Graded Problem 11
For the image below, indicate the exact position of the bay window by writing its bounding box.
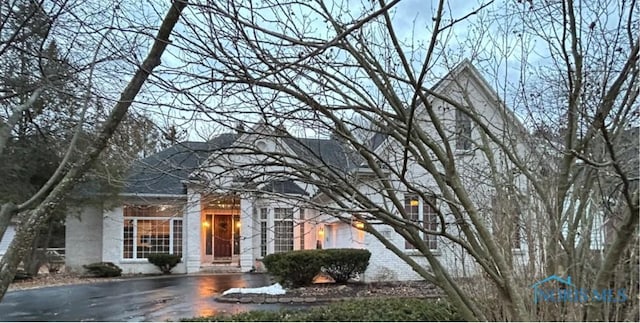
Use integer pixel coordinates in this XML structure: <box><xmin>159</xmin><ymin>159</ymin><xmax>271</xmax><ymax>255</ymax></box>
<box><xmin>123</xmin><ymin>204</ymin><xmax>183</xmax><ymax>259</ymax></box>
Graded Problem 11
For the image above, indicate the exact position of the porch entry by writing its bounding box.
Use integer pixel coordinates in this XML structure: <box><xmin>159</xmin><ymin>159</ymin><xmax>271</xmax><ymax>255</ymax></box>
<box><xmin>203</xmin><ymin>214</ymin><xmax>240</xmax><ymax>258</ymax></box>
<box><xmin>201</xmin><ymin>195</ymin><xmax>241</xmax><ymax>264</ymax></box>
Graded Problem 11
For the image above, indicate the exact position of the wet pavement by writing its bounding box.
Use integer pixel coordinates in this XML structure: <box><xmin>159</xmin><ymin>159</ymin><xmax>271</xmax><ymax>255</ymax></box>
<box><xmin>0</xmin><ymin>274</ymin><xmax>312</xmax><ymax>321</ymax></box>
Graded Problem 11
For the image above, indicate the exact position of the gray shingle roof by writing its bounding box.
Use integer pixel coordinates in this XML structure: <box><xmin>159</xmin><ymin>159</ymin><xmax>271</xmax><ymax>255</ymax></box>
<box><xmin>122</xmin><ymin>133</ymin><xmax>359</xmax><ymax>196</ymax></box>
<box><xmin>123</xmin><ymin>134</ymin><xmax>238</xmax><ymax>195</ymax></box>
<box><xmin>261</xmin><ymin>180</ymin><xmax>308</xmax><ymax>195</ymax></box>
<box><xmin>284</xmin><ymin>137</ymin><xmax>363</xmax><ymax>172</ymax></box>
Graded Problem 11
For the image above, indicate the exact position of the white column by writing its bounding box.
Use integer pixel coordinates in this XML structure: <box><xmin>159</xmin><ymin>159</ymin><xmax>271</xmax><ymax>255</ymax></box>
<box><xmin>185</xmin><ymin>189</ymin><xmax>202</xmax><ymax>273</ymax></box>
<box><xmin>102</xmin><ymin>206</ymin><xmax>122</xmax><ymax>264</ymax></box>
<box><xmin>239</xmin><ymin>194</ymin><xmax>254</xmax><ymax>272</ymax></box>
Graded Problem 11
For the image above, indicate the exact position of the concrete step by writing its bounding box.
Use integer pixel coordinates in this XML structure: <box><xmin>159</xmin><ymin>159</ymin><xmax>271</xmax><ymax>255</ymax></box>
<box><xmin>199</xmin><ymin>265</ymin><xmax>242</xmax><ymax>273</ymax></box>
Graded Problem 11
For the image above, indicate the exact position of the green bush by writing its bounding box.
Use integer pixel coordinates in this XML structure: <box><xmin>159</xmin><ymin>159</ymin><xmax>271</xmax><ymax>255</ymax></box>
<box><xmin>83</xmin><ymin>262</ymin><xmax>122</xmax><ymax>277</ymax></box>
<box><xmin>262</xmin><ymin>249</ymin><xmax>329</xmax><ymax>287</ymax></box>
<box><xmin>182</xmin><ymin>298</ymin><xmax>463</xmax><ymax>322</ymax></box>
<box><xmin>147</xmin><ymin>253</ymin><xmax>181</xmax><ymax>274</ymax></box>
<box><xmin>322</xmin><ymin>248</ymin><xmax>371</xmax><ymax>283</ymax></box>
<box><xmin>12</xmin><ymin>270</ymin><xmax>33</xmax><ymax>282</ymax></box>
<box><xmin>262</xmin><ymin>248</ymin><xmax>371</xmax><ymax>287</ymax></box>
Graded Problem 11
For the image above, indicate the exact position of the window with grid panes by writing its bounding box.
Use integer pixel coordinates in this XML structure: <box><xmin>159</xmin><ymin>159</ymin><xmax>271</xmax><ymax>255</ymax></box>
<box><xmin>274</xmin><ymin>208</ymin><xmax>294</xmax><ymax>253</ymax></box>
<box><xmin>260</xmin><ymin>208</ymin><xmax>268</xmax><ymax>257</ymax></box>
<box><xmin>403</xmin><ymin>194</ymin><xmax>438</xmax><ymax>250</ymax></box>
<box><xmin>122</xmin><ymin>205</ymin><xmax>183</xmax><ymax>259</ymax></box>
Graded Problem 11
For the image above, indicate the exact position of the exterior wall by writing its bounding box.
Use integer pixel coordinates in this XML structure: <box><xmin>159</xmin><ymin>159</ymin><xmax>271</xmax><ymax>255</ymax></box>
<box><xmin>302</xmin><ymin>209</ymin><xmax>320</xmax><ymax>250</ymax></box>
<box><xmin>65</xmin><ymin>205</ymin><xmax>103</xmax><ymax>272</ymax></box>
<box><xmin>0</xmin><ymin>224</ymin><xmax>16</xmax><ymax>260</ymax></box>
<box><xmin>361</xmin><ymin>226</ymin><xmax>430</xmax><ymax>282</ymax></box>
<box><xmin>357</xmin><ymin>223</ymin><xmax>484</xmax><ymax>282</ymax></box>
<box><xmin>185</xmin><ymin>190</ymin><xmax>201</xmax><ymax>273</ymax></box>
<box><xmin>348</xmin><ymin>68</ymin><xmax>533</xmax><ymax>281</ymax></box>
<box><xmin>325</xmin><ymin>222</ymin><xmax>363</xmax><ymax>249</ymax></box>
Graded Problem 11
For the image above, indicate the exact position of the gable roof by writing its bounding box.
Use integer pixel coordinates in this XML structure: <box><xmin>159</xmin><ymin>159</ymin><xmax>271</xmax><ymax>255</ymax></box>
<box><xmin>123</xmin><ymin>134</ymin><xmax>238</xmax><ymax>195</ymax></box>
<box><xmin>261</xmin><ymin>180</ymin><xmax>309</xmax><ymax>196</ymax></box>
<box><xmin>368</xmin><ymin>59</ymin><xmax>527</xmax><ymax>153</ymax></box>
<box><xmin>283</xmin><ymin>137</ymin><xmax>363</xmax><ymax>172</ymax></box>
<box><xmin>121</xmin><ymin>132</ymin><xmax>360</xmax><ymax>196</ymax></box>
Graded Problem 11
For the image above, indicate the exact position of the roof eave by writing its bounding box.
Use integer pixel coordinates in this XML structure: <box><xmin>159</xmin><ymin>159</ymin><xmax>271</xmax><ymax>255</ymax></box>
<box><xmin>119</xmin><ymin>193</ymin><xmax>188</xmax><ymax>198</ymax></box>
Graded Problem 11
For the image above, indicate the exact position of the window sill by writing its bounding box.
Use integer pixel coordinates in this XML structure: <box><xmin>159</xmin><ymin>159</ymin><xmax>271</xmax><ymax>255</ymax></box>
<box><xmin>404</xmin><ymin>250</ymin><xmax>441</xmax><ymax>257</ymax></box>
<box><xmin>120</xmin><ymin>259</ymin><xmax>151</xmax><ymax>263</ymax></box>
<box><xmin>513</xmin><ymin>249</ymin><xmax>525</xmax><ymax>256</ymax></box>
<box><xmin>455</xmin><ymin>149</ymin><xmax>474</xmax><ymax>156</ymax></box>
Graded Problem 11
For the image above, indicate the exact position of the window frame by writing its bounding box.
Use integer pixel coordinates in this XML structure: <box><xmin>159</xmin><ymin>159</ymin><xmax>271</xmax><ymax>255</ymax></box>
<box><xmin>122</xmin><ymin>204</ymin><xmax>183</xmax><ymax>260</ymax></box>
<box><xmin>260</xmin><ymin>208</ymin><xmax>268</xmax><ymax>257</ymax></box>
<box><xmin>455</xmin><ymin>108</ymin><xmax>473</xmax><ymax>151</ymax></box>
<box><xmin>403</xmin><ymin>193</ymin><xmax>439</xmax><ymax>251</ymax></box>
<box><xmin>257</xmin><ymin>206</ymin><xmax>302</xmax><ymax>258</ymax></box>
<box><xmin>273</xmin><ymin>208</ymin><xmax>294</xmax><ymax>253</ymax></box>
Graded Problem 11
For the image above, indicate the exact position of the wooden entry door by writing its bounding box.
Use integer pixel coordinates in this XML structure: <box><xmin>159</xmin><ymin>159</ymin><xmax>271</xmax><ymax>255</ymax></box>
<box><xmin>213</xmin><ymin>215</ymin><xmax>232</xmax><ymax>258</ymax></box>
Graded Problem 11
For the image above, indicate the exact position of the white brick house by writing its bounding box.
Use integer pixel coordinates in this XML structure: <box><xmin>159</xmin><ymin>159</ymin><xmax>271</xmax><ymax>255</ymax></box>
<box><xmin>66</xmin><ymin>60</ymin><xmax>531</xmax><ymax>281</ymax></box>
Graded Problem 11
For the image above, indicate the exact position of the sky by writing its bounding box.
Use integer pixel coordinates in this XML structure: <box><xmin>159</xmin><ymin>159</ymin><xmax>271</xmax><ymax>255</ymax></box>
<box><xmin>139</xmin><ymin>0</ymin><xmax>511</xmax><ymax>141</ymax></box>
<box><xmin>118</xmin><ymin>0</ymin><xmax>636</xmax><ymax>142</ymax></box>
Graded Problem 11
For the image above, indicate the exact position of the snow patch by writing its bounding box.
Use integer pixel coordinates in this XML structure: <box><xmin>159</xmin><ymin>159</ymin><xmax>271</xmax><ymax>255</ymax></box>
<box><xmin>222</xmin><ymin>283</ymin><xmax>286</xmax><ymax>296</ymax></box>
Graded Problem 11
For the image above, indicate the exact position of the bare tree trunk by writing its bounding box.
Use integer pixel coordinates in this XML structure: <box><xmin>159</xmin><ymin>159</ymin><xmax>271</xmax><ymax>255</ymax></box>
<box><xmin>24</xmin><ymin>230</ymin><xmax>42</xmax><ymax>276</ymax></box>
<box><xmin>586</xmin><ymin>191</ymin><xmax>640</xmax><ymax>321</ymax></box>
<box><xmin>0</xmin><ymin>88</ymin><xmax>45</xmax><ymax>157</ymax></box>
<box><xmin>0</xmin><ymin>0</ymin><xmax>187</xmax><ymax>301</ymax></box>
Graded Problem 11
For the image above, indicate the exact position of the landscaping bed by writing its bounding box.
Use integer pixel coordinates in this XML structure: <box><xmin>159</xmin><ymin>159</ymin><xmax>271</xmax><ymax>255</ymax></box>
<box><xmin>185</xmin><ymin>298</ymin><xmax>463</xmax><ymax>322</ymax></box>
<box><xmin>217</xmin><ymin>280</ymin><xmax>443</xmax><ymax>303</ymax></box>
<box><xmin>9</xmin><ymin>272</ymin><xmax>119</xmax><ymax>291</ymax></box>
<box><xmin>8</xmin><ymin>271</ymin><xmax>163</xmax><ymax>292</ymax></box>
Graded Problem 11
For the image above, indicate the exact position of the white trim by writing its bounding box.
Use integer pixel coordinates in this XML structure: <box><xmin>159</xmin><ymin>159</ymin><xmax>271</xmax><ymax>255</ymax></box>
<box><xmin>405</xmin><ymin>250</ymin><xmax>442</xmax><ymax>257</ymax></box>
<box><xmin>122</xmin><ymin>217</ymin><xmax>183</xmax><ymax>260</ymax></box>
<box><xmin>123</xmin><ymin>216</ymin><xmax>182</xmax><ymax>221</ymax></box>
<box><xmin>120</xmin><ymin>259</ymin><xmax>149</xmax><ymax>263</ymax></box>
<box><xmin>169</xmin><ymin>219</ymin><xmax>174</xmax><ymax>254</ymax></box>
<box><xmin>352</xmin><ymin>167</ymin><xmax>391</xmax><ymax>175</ymax></box>
<box><xmin>119</xmin><ymin>193</ymin><xmax>188</xmax><ymax>198</ymax></box>
<box><xmin>132</xmin><ymin>220</ymin><xmax>138</xmax><ymax>258</ymax></box>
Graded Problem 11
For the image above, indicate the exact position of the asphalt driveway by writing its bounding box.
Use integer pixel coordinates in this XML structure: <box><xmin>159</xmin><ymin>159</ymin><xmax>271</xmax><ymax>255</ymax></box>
<box><xmin>0</xmin><ymin>273</ymin><xmax>308</xmax><ymax>321</ymax></box>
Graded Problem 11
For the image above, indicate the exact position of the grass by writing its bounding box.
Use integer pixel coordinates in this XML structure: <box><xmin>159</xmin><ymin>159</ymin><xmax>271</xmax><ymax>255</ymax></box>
<box><xmin>182</xmin><ymin>298</ymin><xmax>463</xmax><ymax>322</ymax></box>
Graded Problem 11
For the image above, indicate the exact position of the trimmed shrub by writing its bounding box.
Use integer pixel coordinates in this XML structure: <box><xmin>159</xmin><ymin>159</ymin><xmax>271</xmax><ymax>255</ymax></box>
<box><xmin>13</xmin><ymin>270</ymin><xmax>33</xmax><ymax>282</ymax></box>
<box><xmin>83</xmin><ymin>262</ymin><xmax>122</xmax><ymax>277</ymax></box>
<box><xmin>262</xmin><ymin>249</ymin><xmax>329</xmax><ymax>287</ymax></box>
<box><xmin>147</xmin><ymin>253</ymin><xmax>181</xmax><ymax>274</ymax></box>
<box><xmin>182</xmin><ymin>298</ymin><xmax>464</xmax><ymax>322</ymax></box>
<box><xmin>322</xmin><ymin>248</ymin><xmax>371</xmax><ymax>283</ymax></box>
<box><xmin>262</xmin><ymin>248</ymin><xmax>372</xmax><ymax>287</ymax></box>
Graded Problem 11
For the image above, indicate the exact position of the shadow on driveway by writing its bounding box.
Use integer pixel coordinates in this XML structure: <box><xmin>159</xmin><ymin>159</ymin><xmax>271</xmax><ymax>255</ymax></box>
<box><xmin>0</xmin><ymin>274</ymin><xmax>311</xmax><ymax>321</ymax></box>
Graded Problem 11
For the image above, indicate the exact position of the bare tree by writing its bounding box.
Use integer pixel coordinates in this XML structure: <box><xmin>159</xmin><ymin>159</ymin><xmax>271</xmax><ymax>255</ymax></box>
<box><xmin>0</xmin><ymin>0</ymin><xmax>187</xmax><ymax>300</ymax></box>
<box><xmin>144</xmin><ymin>0</ymin><xmax>638</xmax><ymax>321</ymax></box>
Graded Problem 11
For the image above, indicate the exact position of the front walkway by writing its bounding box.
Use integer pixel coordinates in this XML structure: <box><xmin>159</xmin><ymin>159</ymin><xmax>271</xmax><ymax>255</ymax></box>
<box><xmin>0</xmin><ymin>274</ymin><xmax>311</xmax><ymax>321</ymax></box>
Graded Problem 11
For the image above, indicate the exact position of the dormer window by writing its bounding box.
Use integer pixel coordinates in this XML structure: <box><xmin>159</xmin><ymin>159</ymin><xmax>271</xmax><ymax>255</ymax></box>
<box><xmin>456</xmin><ymin>109</ymin><xmax>472</xmax><ymax>150</ymax></box>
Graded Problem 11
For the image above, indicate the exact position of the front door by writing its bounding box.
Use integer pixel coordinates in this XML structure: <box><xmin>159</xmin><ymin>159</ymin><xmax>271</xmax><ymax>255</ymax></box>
<box><xmin>213</xmin><ymin>215</ymin><xmax>232</xmax><ymax>258</ymax></box>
